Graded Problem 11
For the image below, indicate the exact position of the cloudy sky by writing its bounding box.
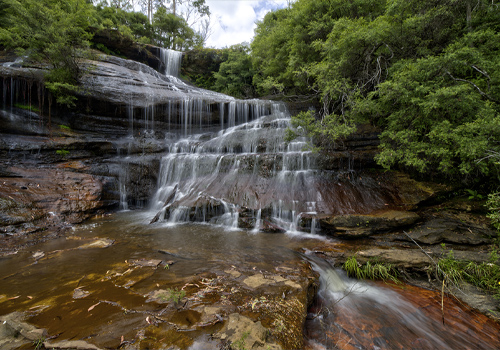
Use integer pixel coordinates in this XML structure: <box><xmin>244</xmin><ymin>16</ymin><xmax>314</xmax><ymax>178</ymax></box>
<box><xmin>204</xmin><ymin>0</ymin><xmax>290</xmax><ymax>48</ymax></box>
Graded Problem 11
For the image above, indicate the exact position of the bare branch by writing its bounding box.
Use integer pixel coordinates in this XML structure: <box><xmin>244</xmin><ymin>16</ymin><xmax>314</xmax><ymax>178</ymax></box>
<box><xmin>445</xmin><ymin>70</ymin><xmax>498</xmax><ymax>103</ymax></box>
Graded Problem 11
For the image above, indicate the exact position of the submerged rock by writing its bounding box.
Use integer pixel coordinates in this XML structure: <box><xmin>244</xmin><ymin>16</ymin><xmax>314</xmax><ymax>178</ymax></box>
<box><xmin>43</xmin><ymin>340</ymin><xmax>103</xmax><ymax>350</ymax></box>
<box><xmin>0</xmin><ymin>312</ymin><xmax>47</xmax><ymax>350</ymax></box>
<box><xmin>217</xmin><ymin>313</ymin><xmax>281</xmax><ymax>350</ymax></box>
<box><xmin>78</xmin><ymin>238</ymin><xmax>114</xmax><ymax>249</ymax></box>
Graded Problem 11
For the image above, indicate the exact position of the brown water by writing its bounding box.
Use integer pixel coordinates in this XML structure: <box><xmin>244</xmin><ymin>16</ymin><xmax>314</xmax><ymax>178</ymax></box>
<box><xmin>1</xmin><ymin>211</ymin><xmax>499</xmax><ymax>349</ymax></box>
<box><xmin>0</xmin><ymin>211</ymin><xmax>320</xmax><ymax>349</ymax></box>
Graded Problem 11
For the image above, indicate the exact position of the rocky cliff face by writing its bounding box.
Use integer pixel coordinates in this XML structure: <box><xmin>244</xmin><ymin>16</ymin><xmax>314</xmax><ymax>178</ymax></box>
<box><xmin>1</xmin><ymin>49</ymin><xmax>496</xmax><ymax>258</ymax></box>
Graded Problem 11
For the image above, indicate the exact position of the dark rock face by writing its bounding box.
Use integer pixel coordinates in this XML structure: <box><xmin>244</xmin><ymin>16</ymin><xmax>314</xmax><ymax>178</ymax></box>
<box><xmin>317</xmin><ymin>210</ymin><xmax>421</xmax><ymax>237</ymax></box>
<box><xmin>407</xmin><ymin>218</ymin><xmax>495</xmax><ymax>245</ymax></box>
<box><xmin>91</xmin><ymin>28</ymin><xmax>163</xmax><ymax>72</ymax></box>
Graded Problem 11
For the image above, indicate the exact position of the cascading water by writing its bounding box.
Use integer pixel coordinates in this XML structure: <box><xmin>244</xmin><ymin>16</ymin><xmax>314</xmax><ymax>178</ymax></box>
<box><xmin>159</xmin><ymin>48</ymin><xmax>182</xmax><ymax>77</ymax></box>
<box><xmin>148</xmin><ymin>104</ymin><xmax>326</xmax><ymax>231</ymax></box>
<box><xmin>305</xmin><ymin>255</ymin><xmax>500</xmax><ymax>349</ymax></box>
<box><xmin>140</xmin><ymin>50</ymin><xmax>409</xmax><ymax>232</ymax></box>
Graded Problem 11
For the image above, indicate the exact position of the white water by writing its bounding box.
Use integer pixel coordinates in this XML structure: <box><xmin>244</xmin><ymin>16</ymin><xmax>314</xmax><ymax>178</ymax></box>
<box><xmin>148</xmin><ymin>104</ymin><xmax>323</xmax><ymax>232</ymax></box>
<box><xmin>159</xmin><ymin>48</ymin><xmax>182</xmax><ymax>77</ymax></box>
<box><xmin>306</xmin><ymin>256</ymin><xmax>499</xmax><ymax>349</ymax></box>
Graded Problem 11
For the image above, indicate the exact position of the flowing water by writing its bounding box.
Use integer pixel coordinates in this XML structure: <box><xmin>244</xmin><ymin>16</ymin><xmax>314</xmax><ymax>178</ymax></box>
<box><xmin>305</xmin><ymin>256</ymin><xmax>500</xmax><ymax>349</ymax></box>
<box><xmin>0</xmin><ymin>214</ymin><xmax>499</xmax><ymax>349</ymax></box>
<box><xmin>1</xmin><ymin>50</ymin><xmax>500</xmax><ymax>349</ymax></box>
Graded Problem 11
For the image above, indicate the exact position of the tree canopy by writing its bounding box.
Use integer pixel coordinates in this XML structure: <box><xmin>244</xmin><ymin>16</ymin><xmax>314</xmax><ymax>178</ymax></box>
<box><xmin>0</xmin><ymin>0</ymin><xmax>95</xmax><ymax>106</ymax></box>
<box><xmin>249</xmin><ymin>0</ymin><xmax>500</xmax><ymax>186</ymax></box>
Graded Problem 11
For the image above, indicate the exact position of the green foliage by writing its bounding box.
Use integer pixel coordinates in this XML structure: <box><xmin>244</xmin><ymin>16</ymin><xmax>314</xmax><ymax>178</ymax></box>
<box><xmin>487</xmin><ymin>192</ymin><xmax>500</xmax><ymax>232</ymax></box>
<box><xmin>56</xmin><ymin>149</ymin><xmax>70</xmax><ymax>156</ymax></box>
<box><xmin>33</xmin><ymin>336</ymin><xmax>46</xmax><ymax>350</ymax></box>
<box><xmin>165</xmin><ymin>288</ymin><xmax>185</xmax><ymax>303</ymax></box>
<box><xmin>343</xmin><ymin>255</ymin><xmax>399</xmax><ymax>283</ymax></box>
<box><xmin>370</xmin><ymin>29</ymin><xmax>500</xmax><ymax>178</ymax></box>
<box><xmin>466</xmin><ymin>189</ymin><xmax>484</xmax><ymax>201</ymax></box>
<box><xmin>232</xmin><ymin>331</ymin><xmax>250</xmax><ymax>350</ymax></box>
<box><xmin>13</xmin><ymin>103</ymin><xmax>39</xmax><ymax>112</ymax></box>
<box><xmin>438</xmin><ymin>247</ymin><xmax>500</xmax><ymax>299</ymax></box>
<box><xmin>0</xmin><ymin>0</ymin><xmax>95</xmax><ymax>106</ymax></box>
<box><xmin>59</xmin><ymin>124</ymin><xmax>71</xmax><ymax>131</ymax></box>
<box><xmin>153</xmin><ymin>6</ymin><xmax>196</xmax><ymax>50</ymax></box>
<box><xmin>93</xmin><ymin>2</ymin><xmax>203</xmax><ymax>50</ymax></box>
<box><xmin>213</xmin><ymin>44</ymin><xmax>255</xmax><ymax>99</ymax></box>
<box><xmin>254</xmin><ymin>0</ymin><xmax>500</xmax><ymax>184</ymax></box>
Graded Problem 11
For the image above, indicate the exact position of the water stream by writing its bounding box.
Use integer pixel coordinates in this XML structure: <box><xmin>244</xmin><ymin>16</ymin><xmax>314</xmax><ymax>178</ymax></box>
<box><xmin>0</xmin><ymin>213</ymin><xmax>498</xmax><ymax>349</ymax></box>
<box><xmin>305</xmin><ymin>255</ymin><xmax>500</xmax><ymax>349</ymax></box>
<box><xmin>1</xmin><ymin>50</ymin><xmax>500</xmax><ymax>349</ymax></box>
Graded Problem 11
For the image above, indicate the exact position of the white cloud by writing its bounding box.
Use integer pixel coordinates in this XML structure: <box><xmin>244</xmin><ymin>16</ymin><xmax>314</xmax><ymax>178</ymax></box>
<box><xmin>204</xmin><ymin>0</ymin><xmax>289</xmax><ymax>48</ymax></box>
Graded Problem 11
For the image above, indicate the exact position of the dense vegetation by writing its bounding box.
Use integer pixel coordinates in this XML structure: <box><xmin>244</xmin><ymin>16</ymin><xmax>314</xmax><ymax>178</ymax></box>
<box><xmin>1</xmin><ymin>0</ymin><xmax>499</xmax><ymax>214</ymax></box>
<box><xmin>247</xmin><ymin>0</ymin><xmax>500</xmax><ymax>192</ymax></box>
<box><xmin>0</xmin><ymin>0</ymin><xmax>209</xmax><ymax>104</ymax></box>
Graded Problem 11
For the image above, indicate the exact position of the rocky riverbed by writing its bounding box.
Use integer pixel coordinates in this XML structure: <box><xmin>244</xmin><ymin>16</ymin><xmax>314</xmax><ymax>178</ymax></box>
<box><xmin>1</xmin><ymin>47</ymin><xmax>499</xmax><ymax>349</ymax></box>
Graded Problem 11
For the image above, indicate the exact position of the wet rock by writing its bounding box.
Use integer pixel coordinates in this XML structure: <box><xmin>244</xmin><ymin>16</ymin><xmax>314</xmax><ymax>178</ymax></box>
<box><xmin>130</xmin><ymin>258</ymin><xmax>162</xmax><ymax>268</ymax></box>
<box><xmin>260</xmin><ymin>220</ymin><xmax>286</xmax><ymax>233</ymax></box>
<box><xmin>218</xmin><ymin>313</ymin><xmax>281</xmax><ymax>350</ymax></box>
<box><xmin>319</xmin><ymin>210</ymin><xmax>421</xmax><ymax>237</ymax></box>
<box><xmin>32</xmin><ymin>250</ymin><xmax>45</xmax><ymax>260</ymax></box>
<box><xmin>238</xmin><ymin>216</ymin><xmax>256</xmax><ymax>229</ymax></box>
<box><xmin>78</xmin><ymin>238</ymin><xmax>114</xmax><ymax>249</ymax></box>
<box><xmin>43</xmin><ymin>340</ymin><xmax>103</xmax><ymax>350</ymax></box>
<box><xmin>243</xmin><ymin>274</ymin><xmax>273</xmax><ymax>289</ymax></box>
<box><xmin>389</xmin><ymin>172</ymin><xmax>449</xmax><ymax>209</ymax></box>
<box><xmin>242</xmin><ymin>273</ymin><xmax>302</xmax><ymax>290</ymax></box>
<box><xmin>448</xmin><ymin>282</ymin><xmax>500</xmax><ymax>321</ymax></box>
<box><xmin>0</xmin><ymin>165</ymin><xmax>115</xmax><ymax>234</ymax></box>
<box><xmin>146</xmin><ymin>289</ymin><xmax>171</xmax><ymax>303</ymax></box>
<box><xmin>405</xmin><ymin>218</ymin><xmax>494</xmax><ymax>245</ymax></box>
<box><xmin>0</xmin><ymin>312</ymin><xmax>47</xmax><ymax>350</ymax></box>
<box><xmin>72</xmin><ymin>288</ymin><xmax>90</xmax><ymax>299</ymax></box>
<box><xmin>225</xmin><ymin>269</ymin><xmax>241</xmax><ymax>278</ymax></box>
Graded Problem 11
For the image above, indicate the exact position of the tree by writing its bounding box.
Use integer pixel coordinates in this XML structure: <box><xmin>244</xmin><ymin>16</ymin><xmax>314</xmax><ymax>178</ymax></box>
<box><xmin>213</xmin><ymin>44</ymin><xmax>255</xmax><ymax>98</ymax></box>
<box><xmin>153</xmin><ymin>6</ymin><xmax>194</xmax><ymax>50</ymax></box>
<box><xmin>369</xmin><ymin>29</ymin><xmax>500</xmax><ymax>179</ymax></box>
<box><xmin>0</xmin><ymin>0</ymin><xmax>95</xmax><ymax>106</ymax></box>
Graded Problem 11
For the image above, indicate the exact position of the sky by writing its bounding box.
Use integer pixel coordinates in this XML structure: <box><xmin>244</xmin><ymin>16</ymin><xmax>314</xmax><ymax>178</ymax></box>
<box><xmin>204</xmin><ymin>0</ymin><xmax>290</xmax><ymax>48</ymax></box>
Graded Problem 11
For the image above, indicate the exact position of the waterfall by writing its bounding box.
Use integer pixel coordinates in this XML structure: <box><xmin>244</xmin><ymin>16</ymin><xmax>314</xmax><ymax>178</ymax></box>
<box><xmin>149</xmin><ymin>101</ymin><xmax>323</xmax><ymax>232</ymax></box>
<box><xmin>159</xmin><ymin>48</ymin><xmax>182</xmax><ymax>77</ymax></box>
<box><xmin>1</xmin><ymin>50</ymin><xmax>400</xmax><ymax>232</ymax></box>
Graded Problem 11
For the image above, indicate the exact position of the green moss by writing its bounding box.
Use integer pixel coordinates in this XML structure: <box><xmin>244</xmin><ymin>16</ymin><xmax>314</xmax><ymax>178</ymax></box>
<box><xmin>56</xmin><ymin>149</ymin><xmax>70</xmax><ymax>156</ymax></box>
<box><xmin>59</xmin><ymin>124</ymin><xmax>72</xmax><ymax>131</ymax></box>
<box><xmin>14</xmin><ymin>103</ymin><xmax>40</xmax><ymax>112</ymax></box>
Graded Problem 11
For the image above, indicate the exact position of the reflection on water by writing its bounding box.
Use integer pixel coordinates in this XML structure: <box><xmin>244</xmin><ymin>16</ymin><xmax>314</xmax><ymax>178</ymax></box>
<box><xmin>0</xmin><ymin>211</ymin><xmax>499</xmax><ymax>349</ymax></box>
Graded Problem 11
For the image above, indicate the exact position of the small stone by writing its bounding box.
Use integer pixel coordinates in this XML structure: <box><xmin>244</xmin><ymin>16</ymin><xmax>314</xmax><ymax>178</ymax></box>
<box><xmin>225</xmin><ymin>269</ymin><xmax>241</xmax><ymax>278</ymax></box>
<box><xmin>32</xmin><ymin>251</ymin><xmax>45</xmax><ymax>260</ymax></box>
<box><xmin>72</xmin><ymin>288</ymin><xmax>90</xmax><ymax>299</ymax></box>
<box><xmin>78</xmin><ymin>238</ymin><xmax>114</xmax><ymax>249</ymax></box>
<box><xmin>130</xmin><ymin>259</ymin><xmax>162</xmax><ymax>268</ymax></box>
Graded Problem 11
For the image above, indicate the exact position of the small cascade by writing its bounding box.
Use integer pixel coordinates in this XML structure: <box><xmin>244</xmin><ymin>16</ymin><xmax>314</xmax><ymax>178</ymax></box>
<box><xmin>159</xmin><ymin>48</ymin><xmax>182</xmax><ymax>77</ymax></box>
<box><xmin>252</xmin><ymin>209</ymin><xmax>262</xmax><ymax>233</ymax></box>
<box><xmin>305</xmin><ymin>255</ymin><xmax>500</xmax><ymax>349</ymax></box>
